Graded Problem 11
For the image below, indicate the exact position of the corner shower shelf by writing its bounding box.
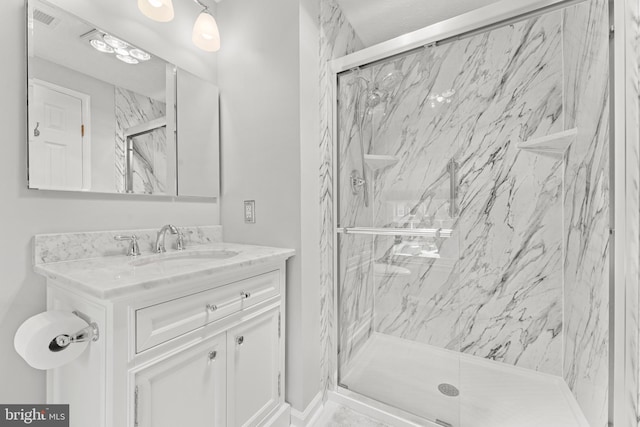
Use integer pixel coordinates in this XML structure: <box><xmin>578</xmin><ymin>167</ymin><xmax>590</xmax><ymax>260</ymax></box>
<box><xmin>394</xmin><ymin>251</ymin><xmax>441</xmax><ymax>259</ymax></box>
<box><xmin>374</xmin><ymin>263</ymin><xmax>412</xmax><ymax>277</ymax></box>
<box><xmin>516</xmin><ymin>128</ymin><xmax>577</xmax><ymax>159</ymax></box>
<box><xmin>364</xmin><ymin>154</ymin><xmax>400</xmax><ymax>171</ymax></box>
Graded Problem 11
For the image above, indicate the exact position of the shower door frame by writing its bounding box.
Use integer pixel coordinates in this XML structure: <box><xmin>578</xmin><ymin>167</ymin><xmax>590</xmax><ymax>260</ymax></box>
<box><xmin>328</xmin><ymin>0</ymin><xmax>626</xmax><ymax>425</ymax></box>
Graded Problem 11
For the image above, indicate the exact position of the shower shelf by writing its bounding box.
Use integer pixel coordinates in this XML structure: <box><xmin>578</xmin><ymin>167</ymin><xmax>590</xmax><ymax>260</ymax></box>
<box><xmin>516</xmin><ymin>128</ymin><xmax>577</xmax><ymax>158</ymax></box>
<box><xmin>364</xmin><ymin>154</ymin><xmax>400</xmax><ymax>171</ymax></box>
<box><xmin>394</xmin><ymin>252</ymin><xmax>441</xmax><ymax>259</ymax></box>
<box><xmin>337</xmin><ymin>227</ymin><xmax>452</xmax><ymax>238</ymax></box>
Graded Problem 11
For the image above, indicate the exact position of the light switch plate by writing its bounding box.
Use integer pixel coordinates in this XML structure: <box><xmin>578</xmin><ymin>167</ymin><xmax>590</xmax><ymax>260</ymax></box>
<box><xmin>244</xmin><ymin>200</ymin><xmax>255</xmax><ymax>223</ymax></box>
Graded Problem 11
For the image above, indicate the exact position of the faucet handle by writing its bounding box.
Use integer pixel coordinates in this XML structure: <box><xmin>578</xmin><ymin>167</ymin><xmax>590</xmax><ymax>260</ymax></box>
<box><xmin>176</xmin><ymin>231</ymin><xmax>185</xmax><ymax>251</ymax></box>
<box><xmin>114</xmin><ymin>235</ymin><xmax>141</xmax><ymax>257</ymax></box>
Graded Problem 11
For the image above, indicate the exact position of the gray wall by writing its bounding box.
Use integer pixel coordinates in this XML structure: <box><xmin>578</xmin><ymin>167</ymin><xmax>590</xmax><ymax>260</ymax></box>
<box><xmin>217</xmin><ymin>0</ymin><xmax>322</xmax><ymax>412</ymax></box>
<box><xmin>0</xmin><ymin>0</ymin><xmax>219</xmax><ymax>403</ymax></box>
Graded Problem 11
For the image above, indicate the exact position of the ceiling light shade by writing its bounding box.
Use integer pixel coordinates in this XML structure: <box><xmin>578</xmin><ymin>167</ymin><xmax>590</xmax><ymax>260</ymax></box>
<box><xmin>192</xmin><ymin>11</ymin><xmax>220</xmax><ymax>52</ymax></box>
<box><xmin>138</xmin><ymin>0</ymin><xmax>174</xmax><ymax>22</ymax></box>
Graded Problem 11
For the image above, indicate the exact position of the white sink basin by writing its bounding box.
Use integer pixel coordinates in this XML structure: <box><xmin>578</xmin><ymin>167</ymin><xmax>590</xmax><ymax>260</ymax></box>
<box><xmin>130</xmin><ymin>249</ymin><xmax>239</xmax><ymax>266</ymax></box>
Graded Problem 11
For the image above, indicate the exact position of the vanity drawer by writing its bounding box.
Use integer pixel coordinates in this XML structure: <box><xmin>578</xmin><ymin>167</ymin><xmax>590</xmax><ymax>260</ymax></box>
<box><xmin>136</xmin><ymin>270</ymin><xmax>280</xmax><ymax>353</ymax></box>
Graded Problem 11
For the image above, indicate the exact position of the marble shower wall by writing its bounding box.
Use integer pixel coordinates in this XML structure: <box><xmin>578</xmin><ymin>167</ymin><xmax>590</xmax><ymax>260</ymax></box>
<box><xmin>628</xmin><ymin>1</ymin><xmax>640</xmax><ymax>425</ymax></box>
<box><xmin>338</xmin><ymin>11</ymin><xmax>565</xmax><ymax>376</ymax></box>
<box><xmin>562</xmin><ymin>1</ymin><xmax>610</xmax><ymax>425</ymax></box>
<box><xmin>319</xmin><ymin>0</ymin><xmax>364</xmax><ymax>395</ymax></box>
<box><xmin>332</xmin><ymin>0</ymin><xmax>610</xmax><ymax>425</ymax></box>
<box><xmin>115</xmin><ymin>87</ymin><xmax>167</xmax><ymax>194</ymax></box>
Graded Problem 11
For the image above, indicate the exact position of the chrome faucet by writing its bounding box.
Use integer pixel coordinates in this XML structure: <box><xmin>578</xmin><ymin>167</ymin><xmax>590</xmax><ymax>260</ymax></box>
<box><xmin>155</xmin><ymin>224</ymin><xmax>184</xmax><ymax>253</ymax></box>
<box><xmin>114</xmin><ymin>235</ymin><xmax>141</xmax><ymax>256</ymax></box>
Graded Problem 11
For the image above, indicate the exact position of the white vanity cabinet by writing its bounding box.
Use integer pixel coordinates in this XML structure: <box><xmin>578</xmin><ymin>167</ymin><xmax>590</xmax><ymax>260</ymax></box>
<box><xmin>134</xmin><ymin>332</ymin><xmax>227</xmax><ymax>427</ymax></box>
<box><xmin>42</xmin><ymin>255</ymin><xmax>291</xmax><ymax>427</ymax></box>
<box><xmin>227</xmin><ymin>309</ymin><xmax>280</xmax><ymax>427</ymax></box>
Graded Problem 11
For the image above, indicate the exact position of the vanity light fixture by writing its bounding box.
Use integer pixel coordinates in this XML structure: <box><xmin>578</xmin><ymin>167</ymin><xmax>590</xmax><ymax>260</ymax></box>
<box><xmin>192</xmin><ymin>0</ymin><xmax>220</xmax><ymax>52</ymax></box>
<box><xmin>87</xmin><ymin>31</ymin><xmax>152</xmax><ymax>65</ymax></box>
<box><xmin>138</xmin><ymin>0</ymin><xmax>221</xmax><ymax>52</ymax></box>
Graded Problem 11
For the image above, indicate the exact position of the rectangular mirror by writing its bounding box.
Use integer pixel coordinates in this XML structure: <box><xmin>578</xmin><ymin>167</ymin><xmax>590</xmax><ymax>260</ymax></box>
<box><xmin>26</xmin><ymin>0</ymin><xmax>219</xmax><ymax>198</ymax></box>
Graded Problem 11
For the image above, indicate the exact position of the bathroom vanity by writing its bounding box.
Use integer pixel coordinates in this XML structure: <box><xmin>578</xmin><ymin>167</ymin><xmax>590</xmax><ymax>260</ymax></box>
<box><xmin>32</xmin><ymin>226</ymin><xmax>294</xmax><ymax>427</ymax></box>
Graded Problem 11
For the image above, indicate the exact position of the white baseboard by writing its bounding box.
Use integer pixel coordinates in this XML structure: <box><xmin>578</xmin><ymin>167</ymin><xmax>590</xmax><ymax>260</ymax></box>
<box><xmin>290</xmin><ymin>391</ymin><xmax>324</xmax><ymax>427</ymax></box>
<box><xmin>260</xmin><ymin>403</ymin><xmax>291</xmax><ymax>427</ymax></box>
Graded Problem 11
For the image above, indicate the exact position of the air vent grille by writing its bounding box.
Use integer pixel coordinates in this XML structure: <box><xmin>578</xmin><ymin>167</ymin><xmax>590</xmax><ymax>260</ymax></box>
<box><xmin>33</xmin><ymin>9</ymin><xmax>57</xmax><ymax>26</ymax></box>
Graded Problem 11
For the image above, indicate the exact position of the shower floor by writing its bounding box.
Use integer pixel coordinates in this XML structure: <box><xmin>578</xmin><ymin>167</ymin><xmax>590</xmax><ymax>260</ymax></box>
<box><xmin>340</xmin><ymin>333</ymin><xmax>588</xmax><ymax>427</ymax></box>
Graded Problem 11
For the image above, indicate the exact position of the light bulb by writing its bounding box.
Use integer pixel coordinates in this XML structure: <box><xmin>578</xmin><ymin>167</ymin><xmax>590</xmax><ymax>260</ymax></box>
<box><xmin>114</xmin><ymin>47</ymin><xmax>130</xmax><ymax>56</ymax></box>
<box><xmin>192</xmin><ymin>11</ymin><xmax>220</xmax><ymax>52</ymax></box>
<box><xmin>116</xmin><ymin>54</ymin><xmax>139</xmax><ymax>64</ymax></box>
<box><xmin>103</xmin><ymin>34</ymin><xmax>129</xmax><ymax>50</ymax></box>
<box><xmin>138</xmin><ymin>0</ymin><xmax>174</xmax><ymax>22</ymax></box>
<box><xmin>129</xmin><ymin>48</ymin><xmax>151</xmax><ymax>61</ymax></box>
<box><xmin>90</xmin><ymin>39</ymin><xmax>114</xmax><ymax>53</ymax></box>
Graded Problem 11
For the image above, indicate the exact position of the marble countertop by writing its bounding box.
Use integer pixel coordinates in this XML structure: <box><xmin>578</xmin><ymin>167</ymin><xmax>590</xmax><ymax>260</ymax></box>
<box><xmin>35</xmin><ymin>242</ymin><xmax>295</xmax><ymax>300</ymax></box>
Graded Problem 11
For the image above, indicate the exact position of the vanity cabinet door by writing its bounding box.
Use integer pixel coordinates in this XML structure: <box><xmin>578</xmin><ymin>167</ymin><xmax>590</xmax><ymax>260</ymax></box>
<box><xmin>227</xmin><ymin>309</ymin><xmax>280</xmax><ymax>427</ymax></box>
<box><xmin>134</xmin><ymin>333</ymin><xmax>226</xmax><ymax>427</ymax></box>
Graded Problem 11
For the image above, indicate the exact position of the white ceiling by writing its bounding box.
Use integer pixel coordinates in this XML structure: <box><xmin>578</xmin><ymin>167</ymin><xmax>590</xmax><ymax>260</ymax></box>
<box><xmin>32</xmin><ymin>0</ymin><xmax>168</xmax><ymax>100</ymax></box>
<box><xmin>335</xmin><ymin>0</ymin><xmax>504</xmax><ymax>47</ymax></box>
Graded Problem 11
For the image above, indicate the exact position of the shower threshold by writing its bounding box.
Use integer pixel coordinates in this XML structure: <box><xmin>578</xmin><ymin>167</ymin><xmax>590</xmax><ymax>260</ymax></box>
<box><xmin>339</xmin><ymin>333</ymin><xmax>589</xmax><ymax>427</ymax></box>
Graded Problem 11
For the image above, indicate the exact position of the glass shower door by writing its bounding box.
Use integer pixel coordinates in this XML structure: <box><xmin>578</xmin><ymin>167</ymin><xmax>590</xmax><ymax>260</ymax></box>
<box><xmin>336</xmin><ymin>57</ymin><xmax>463</xmax><ymax>426</ymax></box>
<box><xmin>335</xmin><ymin>1</ymin><xmax>610</xmax><ymax>426</ymax></box>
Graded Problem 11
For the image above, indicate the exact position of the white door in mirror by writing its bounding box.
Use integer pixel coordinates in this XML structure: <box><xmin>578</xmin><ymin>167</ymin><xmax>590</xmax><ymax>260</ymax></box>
<box><xmin>29</xmin><ymin>83</ymin><xmax>85</xmax><ymax>190</ymax></box>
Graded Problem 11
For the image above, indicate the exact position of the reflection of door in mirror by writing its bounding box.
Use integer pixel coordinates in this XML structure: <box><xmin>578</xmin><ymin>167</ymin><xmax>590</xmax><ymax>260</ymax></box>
<box><xmin>28</xmin><ymin>80</ymin><xmax>91</xmax><ymax>191</ymax></box>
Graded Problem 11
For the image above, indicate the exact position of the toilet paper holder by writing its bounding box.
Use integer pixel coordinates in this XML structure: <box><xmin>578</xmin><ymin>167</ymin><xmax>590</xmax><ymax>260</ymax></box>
<box><xmin>49</xmin><ymin>311</ymin><xmax>99</xmax><ymax>352</ymax></box>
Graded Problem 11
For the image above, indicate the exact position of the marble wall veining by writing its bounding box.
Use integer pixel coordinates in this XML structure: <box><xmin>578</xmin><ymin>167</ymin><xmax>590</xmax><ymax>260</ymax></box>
<box><xmin>338</xmin><ymin>11</ymin><xmax>566</xmax><ymax>376</ymax></box>
<box><xmin>325</xmin><ymin>0</ymin><xmax>611</xmax><ymax>425</ymax></box>
<box><xmin>114</xmin><ymin>87</ymin><xmax>167</xmax><ymax>194</ymax></box>
<box><xmin>561</xmin><ymin>1</ymin><xmax>610</xmax><ymax>425</ymax></box>
<box><xmin>628</xmin><ymin>1</ymin><xmax>640</xmax><ymax>425</ymax></box>
<box><xmin>319</xmin><ymin>0</ymin><xmax>364</xmax><ymax>396</ymax></box>
<box><xmin>320</xmin><ymin>1</ymin><xmax>611</xmax><ymax>426</ymax></box>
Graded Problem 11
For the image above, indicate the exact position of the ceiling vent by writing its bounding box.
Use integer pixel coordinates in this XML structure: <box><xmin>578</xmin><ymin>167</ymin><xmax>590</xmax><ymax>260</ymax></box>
<box><xmin>33</xmin><ymin>9</ymin><xmax>59</xmax><ymax>27</ymax></box>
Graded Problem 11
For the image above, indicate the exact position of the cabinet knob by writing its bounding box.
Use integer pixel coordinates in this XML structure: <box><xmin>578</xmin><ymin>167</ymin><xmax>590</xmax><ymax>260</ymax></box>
<box><xmin>241</xmin><ymin>291</ymin><xmax>251</xmax><ymax>299</ymax></box>
<box><xmin>206</xmin><ymin>304</ymin><xmax>218</xmax><ymax>312</ymax></box>
<box><xmin>208</xmin><ymin>350</ymin><xmax>217</xmax><ymax>361</ymax></box>
<box><xmin>236</xmin><ymin>336</ymin><xmax>244</xmax><ymax>345</ymax></box>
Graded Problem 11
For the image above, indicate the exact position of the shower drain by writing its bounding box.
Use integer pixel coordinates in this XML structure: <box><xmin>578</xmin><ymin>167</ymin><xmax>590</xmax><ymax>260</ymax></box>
<box><xmin>438</xmin><ymin>383</ymin><xmax>460</xmax><ymax>397</ymax></box>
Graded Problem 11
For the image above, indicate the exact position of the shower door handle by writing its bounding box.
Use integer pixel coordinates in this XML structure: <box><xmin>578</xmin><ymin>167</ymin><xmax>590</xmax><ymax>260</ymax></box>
<box><xmin>447</xmin><ymin>159</ymin><xmax>458</xmax><ymax>218</ymax></box>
